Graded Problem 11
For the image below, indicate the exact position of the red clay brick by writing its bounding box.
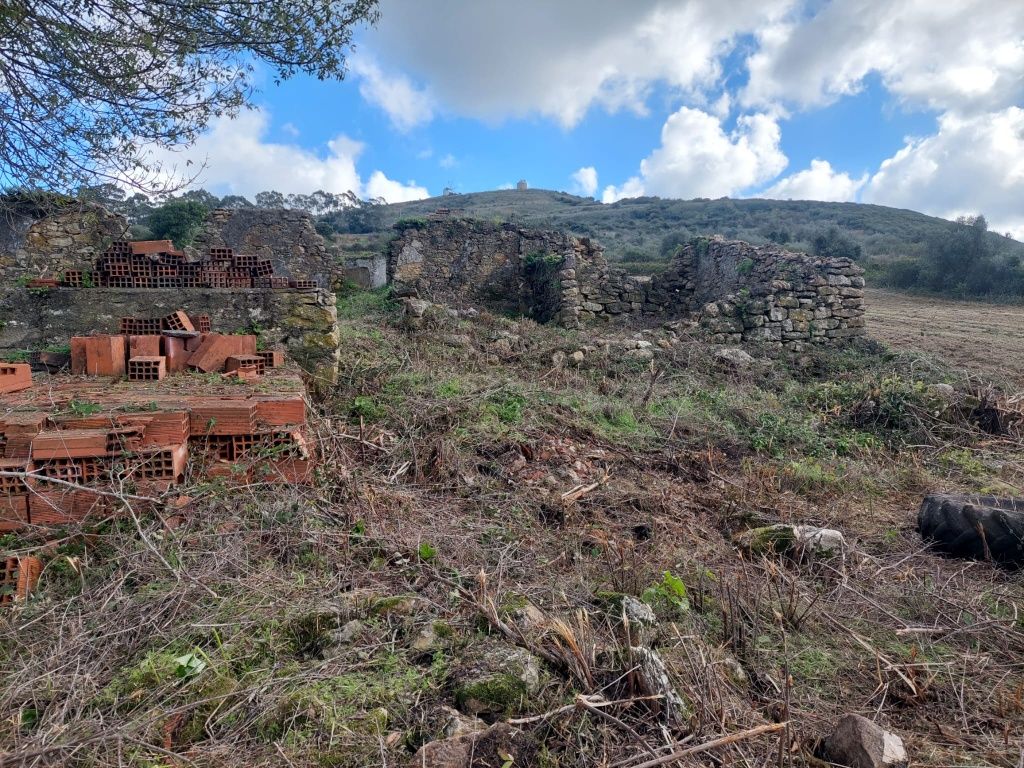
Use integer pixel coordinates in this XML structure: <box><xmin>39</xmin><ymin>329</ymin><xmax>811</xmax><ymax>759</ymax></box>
<box><xmin>253</xmin><ymin>396</ymin><xmax>306</xmax><ymax>427</ymax></box>
<box><xmin>0</xmin><ymin>495</ymin><xmax>29</xmax><ymax>532</ymax></box>
<box><xmin>1</xmin><ymin>555</ymin><xmax>42</xmax><ymax>604</ymax></box>
<box><xmin>163</xmin><ymin>310</ymin><xmax>196</xmax><ymax>332</ymax></box>
<box><xmin>0</xmin><ymin>363</ymin><xmax>32</xmax><ymax>394</ymax></box>
<box><xmin>31</xmin><ymin>429</ymin><xmax>110</xmax><ymax>459</ymax></box>
<box><xmin>129</xmin><ymin>335</ymin><xmax>162</xmax><ymax>357</ymax></box>
<box><xmin>72</xmin><ymin>335</ymin><xmax>127</xmax><ymax>377</ymax></box>
<box><xmin>187</xmin><ymin>334</ymin><xmax>257</xmax><ymax>373</ymax></box>
<box><xmin>189</xmin><ymin>400</ymin><xmax>257</xmax><ymax>435</ymax></box>
<box><xmin>131</xmin><ymin>240</ymin><xmax>175</xmax><ymax>255</ymax></box>
<box><xmin>128</xmin><ymin>356</ymin><xmax>166</xmax><ymax>381</ymax></box>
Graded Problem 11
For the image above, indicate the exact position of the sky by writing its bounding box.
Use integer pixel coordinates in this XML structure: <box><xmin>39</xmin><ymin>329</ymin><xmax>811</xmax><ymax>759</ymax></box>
<box><xmin>160</xmin><ymin>0</ymin><xmax>1024</xmax><ymax>237</ymax></box>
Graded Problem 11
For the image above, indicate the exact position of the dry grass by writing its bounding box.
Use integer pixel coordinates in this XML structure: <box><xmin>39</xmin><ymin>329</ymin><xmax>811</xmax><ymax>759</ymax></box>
<box><xmin>1</xmin><ymin>290</ymin><xmax>1022</xmax><ymax>767</ymax></box>
<box><xmin>866</xmin><ymin>288</ymin><xmax>1024</xmax><ymax>393</ymax></box>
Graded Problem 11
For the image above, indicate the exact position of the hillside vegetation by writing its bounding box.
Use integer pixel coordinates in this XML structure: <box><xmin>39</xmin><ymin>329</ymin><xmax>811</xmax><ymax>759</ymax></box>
<box><xmin>3</xmin><ymin>289</ymin><xmax>1023</xmax><ymax>766</ymax></box>
<box><xmin>322</xmin><ymin>190</ymin><xmax>1024</xmax><ymax>300</ymax></box>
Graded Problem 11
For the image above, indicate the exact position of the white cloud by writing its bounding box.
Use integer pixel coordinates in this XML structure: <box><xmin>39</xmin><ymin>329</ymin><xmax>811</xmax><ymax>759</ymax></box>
<box><xmin>147</xmin><ymin>109</ymin><xmax>429</xmax><ymax>203</ymax></box>
<box><xmin>761</xmin><ymin>159</ymin><xmax>866</xmax><ymax>201</ymax></box>
<box><xmin>571</xmin><ymin>166</ymin><xmax>598</xmax><ymax>197</ymax></box>
<box><xmin>603</xmin><ymin>108</ymin><xmax>787</xmax><ymax>202</ymax></box>
<box><xmin>863</xmin><ymin>107</ymin><xmax>1024</xmax><ymax>238</ymax></box>
<box><xmin>365</xmin><ymin>170</ymin><xmax>429</xmax><ymax>203</ymax></box>
<box><xmin>438</xmin><ymin>153</ymin><xmax>457</xmax><ymax>169</ymax></box>
<box><xmin>743</xmin><ymin>1</ymin><xmax>1024</xmax><ymax>114</ymax></box>
<box><xmin>369</xmin><ymin>0</ymin><xmax>793</xmax><ymax>127</ymax></box>
<box><xmin>349</xmin><ymin>55</ymin><xmax>435</xmax><ymax>131</ymax></box>
<box><xmin>281</xmin><ymin>122</ymin><xmax>300</xmax><ymax>138</ymax></box>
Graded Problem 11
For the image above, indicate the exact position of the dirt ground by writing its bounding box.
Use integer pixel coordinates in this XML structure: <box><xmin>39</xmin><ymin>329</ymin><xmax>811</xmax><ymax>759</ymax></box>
<box><xmin>866</xmin><ymin>289</ymin><xmax>1024</xmax><ymax>393</ymax></box>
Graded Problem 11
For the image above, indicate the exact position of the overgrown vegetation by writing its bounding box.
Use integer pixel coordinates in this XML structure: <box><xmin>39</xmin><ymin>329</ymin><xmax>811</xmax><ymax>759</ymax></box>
<box><xmin>1</xmin><ymin>289</ymin><xmax>1022</xmax><ymax>766</ymax></box>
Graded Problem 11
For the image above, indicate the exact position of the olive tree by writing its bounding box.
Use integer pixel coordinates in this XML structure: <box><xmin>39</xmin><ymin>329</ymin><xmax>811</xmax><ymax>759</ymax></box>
<box><xmin>0</xmin><ymin>0</ymin><xmax>379</xmax><ymax>193</ymax></box>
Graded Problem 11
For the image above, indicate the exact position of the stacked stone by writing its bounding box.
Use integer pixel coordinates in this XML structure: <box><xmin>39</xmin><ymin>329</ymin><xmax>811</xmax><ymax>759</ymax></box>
<box><xmin>0</xmin><ymin>202</ymin><xmax>126</xmax><ymax>281</ymax></box>
<box><xmin>193</xmin><ymin>208</ymin><xmax>334</xmax><ymax>289</ymax></box>
<box><xmin>691</xmin><ymin>244</ymin><xmax>866</xmax><ymax>347</ymax></box>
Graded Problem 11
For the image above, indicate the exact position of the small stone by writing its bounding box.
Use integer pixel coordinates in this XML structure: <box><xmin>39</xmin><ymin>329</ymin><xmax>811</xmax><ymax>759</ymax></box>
<box><xmin>453</xmin><ymin>639</ymin><xmax>542</xmax><ymax>717</ymax></box>
<box><xmin>570</xmin><ymin>350</ymin><xmax>585</xmax><ymax>365</ymax></box>
<box><xmin>550</xmin><ymin>350</ymin><xmax>566</xmax><ymax>368</ymax></box>
<box><xmin>823</xmin><ymin>714</ymin><xmax>908</xmax><ymax>768</ymax></box>
<box><xmin>624</xmin><ymin>347</ymin><xmax>654</xmax><ymax>361</ymax></box>
<box><xmin>333</xmin><ymin>619</ymin><xmax>364</xmax><ymax>644</ymax></box>
<box><xmin>715</xmin><ymin>347</ymin><xmax>755</xmax><ymax>367</ymax></box>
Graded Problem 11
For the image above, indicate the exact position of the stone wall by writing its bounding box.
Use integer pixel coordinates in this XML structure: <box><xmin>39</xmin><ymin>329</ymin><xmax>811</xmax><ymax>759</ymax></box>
<box><xmin>0</xmin><ymin>201</ymin><xmax>127</xmax><ymax>281</ymax></box>
<box><xmin>387</xmin><ymin>218</ymin><xmax>603</xmax><ymax>322</ymax></box>
<box><xmin>193</xmin><ymin>208</ymin><xmax>334</xmax><ymax>289</ymax></box>
<box><xmin>386</xmin><ymin>220</ymin><xmax>866</xmax><ymax>347</ymax></box>
<box><xmin>0</xmin><ymin>287</ymin><xmax>339</xmax><ymax>382</ymax></box>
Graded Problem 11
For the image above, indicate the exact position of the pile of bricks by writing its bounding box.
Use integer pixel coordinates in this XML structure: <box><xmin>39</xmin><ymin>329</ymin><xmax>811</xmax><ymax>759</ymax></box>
<box><xmin>0</xmin><ymin>555</ymin><xmax>42</xmax><ymax>605</ymax></box>
<box><xmin>0</xmin><ymin>310</ymin><xmax>312</xmax><ymax>532</ymax></box>
<box><xmin>78</xmin><ymin>240</ymin><xmax>320</xmax><ymax>290</ymax></box>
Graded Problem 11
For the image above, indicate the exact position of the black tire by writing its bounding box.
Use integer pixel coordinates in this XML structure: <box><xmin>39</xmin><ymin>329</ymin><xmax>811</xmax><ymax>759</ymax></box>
<box><xmin>918</xmin><ymin>494</ymin><xmax>1024</xmax><ymax>568</ymax></box>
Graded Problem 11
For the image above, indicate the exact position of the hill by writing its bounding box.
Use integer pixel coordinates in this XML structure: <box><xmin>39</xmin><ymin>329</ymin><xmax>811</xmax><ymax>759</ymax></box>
<box><xmin>322</xmin><ymin>189</ymin><xmax>1024</xmax><ymax>273</ymax></box>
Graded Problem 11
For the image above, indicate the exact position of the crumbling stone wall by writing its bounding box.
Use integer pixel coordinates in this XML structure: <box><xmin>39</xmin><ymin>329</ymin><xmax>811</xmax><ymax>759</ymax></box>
<box><xmin>387</xmin><ymin>218</ymin><xmax>602</xmax><ymax>322</ymax></box>
<box><xmin>0</xmin><ymin>287</ymin><xmax>339</xmax><ymax>382</ymax></box>
<box><xmin>650</xmin><ymin>237</ymin><xmax>866</xmax><ymax>345</ymax></box>
<box><xmin>386</xmin><ymin>220</ymin><xmax>867</xmax><ymax>347</ymax></box>
<box><xmin>194</xmin><ymin>208</ymin><xmax>334</xmax><ymax>289</ymax></box>
<box><xmin>0</xmin><ymin>201</ymin><xmax>127</xmax><ymax>281</ymax></box>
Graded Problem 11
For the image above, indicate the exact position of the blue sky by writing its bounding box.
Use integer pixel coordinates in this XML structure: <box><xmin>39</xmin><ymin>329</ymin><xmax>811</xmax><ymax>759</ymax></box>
<box><xmin>167</xmin><ymin>0</ymin><xmax>1024</xmax><ymax>236</ymax></box>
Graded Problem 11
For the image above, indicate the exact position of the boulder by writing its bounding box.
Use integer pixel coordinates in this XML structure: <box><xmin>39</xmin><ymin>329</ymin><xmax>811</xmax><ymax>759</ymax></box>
<box><xmin>715</xmin><ymin>347</ymin><xmax>755</xmax><ymax>367</ymax></box>
<box><xmin>453</xmin><ymin>639</ymin><xmax>542</xmax><ymax>717</ymax></box>
<box><xmin>627</xmin><ymin>647</ymin><xmax>690</xmax><ymax>728</ymax></box>
<box><xmin>410</xmin><ymin>722</ymin><xmax>532</xmax><ymax>768</ymax></box>
<box><xmin>823</xmin><ymin>714</ymin><xmax>907</xmax><ymax>768</ymax></box>
<box><xmin>735</xmin><ymin>523</ymin><xmax>846</xmax><ymax>558</ymax></box>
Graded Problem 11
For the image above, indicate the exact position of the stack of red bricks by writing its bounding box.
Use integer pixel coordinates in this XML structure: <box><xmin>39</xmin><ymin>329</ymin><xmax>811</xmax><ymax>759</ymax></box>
<box><xmin>84</xmin><ymin>241</ymin><xmax>318</xmax><ymax>290</ymax></box>
<box><xmin>0</xmin><ymin>311</ymin><xmax>311</xmax><ymax>531</ymax></box>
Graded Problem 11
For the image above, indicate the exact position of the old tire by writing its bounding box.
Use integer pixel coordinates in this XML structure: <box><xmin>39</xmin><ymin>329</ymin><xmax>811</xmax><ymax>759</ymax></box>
<box><xmin>917</xmin><ymin>494</ymin><xmax>1024</xmax><ymax>568</ymax></box>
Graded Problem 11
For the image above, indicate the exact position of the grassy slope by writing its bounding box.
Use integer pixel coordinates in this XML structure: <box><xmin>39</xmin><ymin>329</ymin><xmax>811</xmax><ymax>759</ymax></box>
<box><xmin>328</xmin><ymin>189</ymin><xmax>1024</xmax><ymax>267</ymax></box>
<box><xmin>1</xmin><ymin>290</ymin><xmax>1023</xmax><ymax>766</ymax></box>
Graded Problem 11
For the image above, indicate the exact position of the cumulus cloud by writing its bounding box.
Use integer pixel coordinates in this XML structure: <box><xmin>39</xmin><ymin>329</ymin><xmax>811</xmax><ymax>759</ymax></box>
<box><xmin>761</xmin><ymin>159</ymin><xmax>866</xmax><ymax>201</ymax></box>
<box><xmin>367</xmin><ymin>0</ymin><xmax>792</xmax><ymax>127</ymax></box>
<box><xmin>603</xmin><ymin>108</ymin><xmax>787</xmax><ymax>202</ymax></box>
<box><xmin>571</xmin><ymin>166</ymin><xmax>598</xmax><ymax>197</ymax></box>
<box><xmin>148</xmin><ymin>109</ymin><xmax>429</xmax><ymax>203</ymax></box>
<box><xmin>863</xmin><ymin>107</ymin><xmax>1024</xmax><ymax>238</ymax></box>
<box><xmin>349</xmin><ymin>55</ymin><xmax>435</xmax><ymax>131</ymax></box>
<box><xmin>743</xmin><ymin>1</ymin><xmax>1024</xmax><ymax>114</ymax></box>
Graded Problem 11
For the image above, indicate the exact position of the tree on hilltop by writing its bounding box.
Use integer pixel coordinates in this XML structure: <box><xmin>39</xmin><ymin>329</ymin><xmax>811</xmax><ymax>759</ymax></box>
<box><xmin>0</xmin><ymin>0</ymin><xmax>379</xmax><ymax>194</ymax></box>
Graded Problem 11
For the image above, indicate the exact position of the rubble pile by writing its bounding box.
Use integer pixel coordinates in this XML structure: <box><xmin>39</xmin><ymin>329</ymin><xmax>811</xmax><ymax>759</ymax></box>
<box><xmin>0</xmin><ymin>309</ymin><xmax>312</xmax><ymax>534</ymax></box>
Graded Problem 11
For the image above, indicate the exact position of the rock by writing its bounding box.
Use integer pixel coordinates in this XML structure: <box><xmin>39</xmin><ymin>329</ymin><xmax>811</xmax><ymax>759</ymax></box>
<box><xmin>715</xmin><ymin>347</ymin><xmax>755</xmax><ymax>367</ymax></box>
<box><xmin>823</xmin><ymin>714</ymin><xmax>907</xmax><ymax>768</ymax></box>
<box><xmin>411</xmin><ymin>623</ymin><xmax>442</xmax><ymax>653</ymax></box>
<box><xmin>409</xmin><ymin>722</ymin><xmax>531</xmax><ymax>768</ymax></box>
<box><xmin>453</xmin><ymin>639</ymin><xmax>543</xmax><ymax>717</ymax></box>
<box><xmin>444</xmin><ymin>334</ymin><xmax>472</xmax><ymax>348</ymax></box>
<box><xmin>793</xmin><ymin>525</ymin><xmax>846</xmax><ymax>556</ymax></box>
<box><xmin>624</xmin><ymin>347</ymin><xmax>654</xmax><ymax>362</ymax></box>
<box><xmin>929</xmin><ymin>383</ymin><xmax>956</xmax><ymax>402</ymax></box>
<box><xmin>404</xmin><ymin>298</ymin><xmax>431</xmax><ymax>318</ymax></box>
<box><xmin>550</xmin><ymin>350</ymin><xmax>566</xmax><ymax>368</ymax></box>
<box><xmin>621</xmin><ymin>595</ymin><xmax>657</xmax><ymax>627</ymax></box>
<box><xmin>570</xmin><ymin>350</ymin><xmax>585</xmax><ymax>365</ymax></box>
<box><xmin>735</xmin><ymin>524</ymin><xmax>846</xmax><ymax>558</ymax></box>
<box><xmin>332</xmin><ymin>619</ymin><xmax>364</xmax><ymax>645</ymax></box>
<box><xmin>435</xmin><ymin>705</ymin><xmax>487</xmax><ymax>739</ymax></box>
<box><xmin>627</xmin><ymin>647</ymin><xmax>690</xmax><ymax>727</ymax></box>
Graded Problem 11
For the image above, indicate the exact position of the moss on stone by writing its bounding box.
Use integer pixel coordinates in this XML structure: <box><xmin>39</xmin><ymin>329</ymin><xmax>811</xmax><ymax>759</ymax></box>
<box><xmin>455</xmin><ymin>673</ymin><xmax>530</xmax><ymax>717</ymax></box>
<box><xmin>735</xmin><ymin>524</ymin><xmax>798</xmax><ymax>555</ymax></box>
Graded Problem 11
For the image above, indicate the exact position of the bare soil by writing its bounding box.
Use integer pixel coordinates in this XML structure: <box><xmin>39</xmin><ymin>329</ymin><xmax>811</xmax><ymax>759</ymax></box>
<box><xmin>866</xmin><ymin>289</ymin><xmax>1024</xmax><ymax>393</ymax></box>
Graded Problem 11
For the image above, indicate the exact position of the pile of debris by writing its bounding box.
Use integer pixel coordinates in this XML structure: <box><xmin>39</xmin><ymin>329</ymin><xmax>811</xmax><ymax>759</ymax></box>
<box><xmin>0</xmin><ymin>309</ymin><xmax>311</xmax><ymax>534</ymax></box>
<box><xmin>26</xmin><ymin>241</ymin><xmax>319</xmax><ymax>290</ymax></box>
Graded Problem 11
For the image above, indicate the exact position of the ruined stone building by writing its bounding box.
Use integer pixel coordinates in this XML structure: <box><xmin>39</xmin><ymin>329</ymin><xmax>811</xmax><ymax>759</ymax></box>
<box><xmin>388</xmin><ymin>218</ymin><xmax>866</xmax><ymax>347</ymax></box>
